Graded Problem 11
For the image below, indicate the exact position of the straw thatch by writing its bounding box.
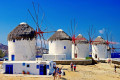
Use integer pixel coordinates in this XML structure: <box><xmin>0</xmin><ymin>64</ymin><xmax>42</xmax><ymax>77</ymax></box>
<box><xmin>92</xmin><ymin>36</ymin><xmax>106</xmax><ymax>44</ymax></box>
<box><xmin>48</xmin><ymin>29</ymin><xmax>72</xmax><ymax>41</ymax></box>
<box><xmin>7</xmin><ymin>23</ymin><xmax>36</xmax><ymax>41</ymax></box>
<box><xmin>75</xmin><ymin>34</ymin><xmax>89</xmax><ymax>44</ymax></box>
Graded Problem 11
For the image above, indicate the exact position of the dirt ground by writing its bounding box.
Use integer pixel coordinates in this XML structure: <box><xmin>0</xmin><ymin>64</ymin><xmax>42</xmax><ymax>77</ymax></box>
<box><xmin>0</xmin><ymin>63</ymin><xmax>120</xmax><ymax>80</ymax></box>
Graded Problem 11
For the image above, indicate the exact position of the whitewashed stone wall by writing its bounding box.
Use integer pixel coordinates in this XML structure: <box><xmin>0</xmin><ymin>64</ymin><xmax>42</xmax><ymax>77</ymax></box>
<box><xmin>92</xmin><ymin>44</ymin><xmax>108</xmax><ymax>59</ymax></box>
<box><xmin>49</xmin><ymin>40</ymin><xmax>72</xmax><ymax>60</ymax></box>
<box><xmin>8</xmin><ymin>38</ymin><xmax>36</xmax><ymax>61</ymax></box>
<box><xmin>43</xmin><ymin>54</ymin><xmax>66</xmax><ymax>61</ymax></box>
<box><xmin>72</xmin><ymin>44</ymin><xmax>89</xmax><ymax>59</ymax></box>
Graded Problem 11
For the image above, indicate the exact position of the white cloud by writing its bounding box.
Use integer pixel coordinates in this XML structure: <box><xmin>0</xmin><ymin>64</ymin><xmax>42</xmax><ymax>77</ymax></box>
<box><xmin>99</xmin><ymin>28</ymin><xmax>105</xmax><ymax>34</ymax></box>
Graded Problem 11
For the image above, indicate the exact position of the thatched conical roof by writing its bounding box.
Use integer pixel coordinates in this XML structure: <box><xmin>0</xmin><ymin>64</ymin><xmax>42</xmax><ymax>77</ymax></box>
<box><xmin>48</xmin><ymin>29</ymin><xmax>72</xmax><ymax>41</ymax></box>
<box><xmin>75</xmin><ymin>34</ymin><xmax>88</xmax><ymax>44</ymax></box>
<box><xmin>92</xmin><ymin>36</ymin><xmax>106</xmax><ymax>44</ymax></box>
<box><xmin>7</xmin><ymin>22</ymin><xmax>36</xmax><ymax>41</ymax></box>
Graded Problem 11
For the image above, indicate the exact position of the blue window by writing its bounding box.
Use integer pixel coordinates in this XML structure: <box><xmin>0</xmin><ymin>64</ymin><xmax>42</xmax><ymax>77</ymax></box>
<box><xmin>64</xmin><ymin>46</ymin><xmax>66</xmax><ymax>49</ymax></box>
<box><xmin>13</xmin><ymin>39</ymin><xmax>15</xmax><ymax>42</ymax></box>
<box><xmin>11</xmin><ymin>55</ymin><xmax>15</xmax><ymax>61</ymax></box>
<box><xmin>36</xmin><ymin>65</ymin><xmax>39</xmax><ymax>69</ymax></box>
<box><xmin>47</xmin><ymin>65</ymin><xmax>49</xmax><ymax>69</ymax></box>
<box><xmin>22</xmin><ymin>63</ymin><xmax>25</xmax><ymax>66</ymax></box>
<box><xmin>36</xmin><ymin>55</ymin><xmax>42</xmax><ymax>58</ymax></box>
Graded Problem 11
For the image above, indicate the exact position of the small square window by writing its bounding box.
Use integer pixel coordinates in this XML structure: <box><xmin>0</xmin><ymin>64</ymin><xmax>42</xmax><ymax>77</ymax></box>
<box><xmin>27</xmin><ymin>64</ymin><xmax>30</xmax><ymax>68</ymax></box>
<box><xmin>13</xmin><ymin>39</ymin><xmax>15</xmax><ymax>42</ymax></box>
<box><xmin>22</xmin><ymin>63</ymin><xmax>25</xmax><ymax>66</ymax></box>
<box><xmin>64</xmin><ymin>46</ymin><xmax>66</xmax><ymax>49</ymax></box>
<box><xmin>36</xmin><ymin>65</ymin><xmax>39</xmax><ymax>69</ymax></box>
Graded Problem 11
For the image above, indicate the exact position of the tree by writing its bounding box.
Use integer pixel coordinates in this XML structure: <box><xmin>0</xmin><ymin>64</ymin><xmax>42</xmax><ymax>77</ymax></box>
<box><xmin>0</xmin><ymin>49</ymin><xmax>5</xmax><ymax>58</ymax></box>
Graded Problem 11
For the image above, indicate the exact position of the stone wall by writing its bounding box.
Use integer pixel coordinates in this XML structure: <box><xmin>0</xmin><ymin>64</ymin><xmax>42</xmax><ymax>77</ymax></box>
<box><xmin>54</xmin><ymin>60</ymin><xmax>92</xmax><ymax>65</ymax></box>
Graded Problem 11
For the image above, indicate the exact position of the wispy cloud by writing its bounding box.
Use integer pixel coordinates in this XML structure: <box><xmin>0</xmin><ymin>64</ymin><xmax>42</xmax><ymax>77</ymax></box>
<box><xmin>99</xmin><ymin>28</ymin><xmax>105</xmax><ymax>34</ymax></box>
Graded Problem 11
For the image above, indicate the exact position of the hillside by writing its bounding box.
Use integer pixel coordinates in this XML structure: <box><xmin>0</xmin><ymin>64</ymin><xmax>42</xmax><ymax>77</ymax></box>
<box><xmin>0</xmin><ymin>43</ymin><xmax>8</xmax><ymax>56</ymax></box>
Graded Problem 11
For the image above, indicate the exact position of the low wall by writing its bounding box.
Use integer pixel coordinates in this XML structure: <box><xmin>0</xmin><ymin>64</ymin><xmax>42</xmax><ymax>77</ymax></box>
<box><xmin>112</xmin><ymin>60</ymin><xmax>120</xmax><ymax>65</ymax></box>
<box><xmin>94</xmin><ymin>59</ymin><xmax>120</xmax><ymax>65</ymax></box>
<box><xmin>53</xmin><ymin>60</ymin><xmax>92</xmax><ymax>65</ymax></box>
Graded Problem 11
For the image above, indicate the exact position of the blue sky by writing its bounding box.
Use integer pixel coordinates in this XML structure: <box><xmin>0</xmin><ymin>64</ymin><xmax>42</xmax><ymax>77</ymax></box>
<box><xmin>0</xmin><ymin>0</ymin><xmax>120</xmax><ymax>46</ymax></box>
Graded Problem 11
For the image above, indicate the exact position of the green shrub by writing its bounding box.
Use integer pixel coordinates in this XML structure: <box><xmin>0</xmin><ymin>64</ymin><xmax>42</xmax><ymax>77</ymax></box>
<box><xmin>86</xmin><ymin>57</ymin><xmax>92</xmax><ymax>60</ymax></box>
<box><xmin>0</xmin><ymin>49</ymin><xmax>5</xmax><ymax>58</ymax></box>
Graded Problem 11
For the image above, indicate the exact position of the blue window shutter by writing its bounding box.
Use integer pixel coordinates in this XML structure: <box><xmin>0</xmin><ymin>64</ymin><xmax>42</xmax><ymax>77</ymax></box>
<box><xmin>36</xmin><ymin>65</ymin><xmax>39</xmax><ymax>69</ymax></box>
<box><xmin>11</xmin><ymin>55</ymin><xmax>15</xmax><ymax>61</ymax></box>
<box><xmin>64</xmin><ymin>46</ymin><xmax>66</xmax><ymax>49</ymax></box>
<box><xmin>22</xmin><ymin>63</ymin><xmax>25</xmax><ymax>66</ymax></box>
<box><xmin>13</xmin><ymin>39</ymin><xmax>15</xmax><ymax>42</ymax></box>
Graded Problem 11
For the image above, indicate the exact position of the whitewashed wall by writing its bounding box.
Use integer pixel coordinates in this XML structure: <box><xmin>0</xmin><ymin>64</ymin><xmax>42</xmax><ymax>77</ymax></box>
<box><xmin>77</xmin><ymin>44</ymin><xmax>89</xmax><ymax>59</ymax></box>
<box><xmin>72</xmin><ymin>44</ymin><xmax>89</xmax><ymax>59</ymax></box>
<box><xmin>92</xmin><ymin>44</ymin><xmax>108</xmax><ymax>59</ymax></box>
<box><xmin>8</xmin><ymin>38</ymin><xmax>36</xmax><ymax>61</ymax></box>
<box><xmin>49</xmin><ymin>40</ymin><xmax>72</xmax><ymax>60</ymax></box>
<box><xmin>3</xmin><ymin>61</ymin><xmax>55</xmax><ymax>75</ymax></box>
<box><xmin>43</xmin><ymin>54</ymin><xmax>66</xmax><ymax>61</ymax></box>
<box><xmin>72</xmin><ymin>44</ymin><xmax>77</xmax><ymax>59</ymax></box>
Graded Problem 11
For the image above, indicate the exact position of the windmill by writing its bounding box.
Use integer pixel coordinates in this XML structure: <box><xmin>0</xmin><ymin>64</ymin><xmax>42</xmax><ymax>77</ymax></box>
<box><xmin>90</xmin><ymin>28</ymin><xmax>119</xmax><ymax>59</ymax></box>
<box><xmin>101</xmin><ymin>30</ymin><xmax>120</xmax><ymax>58</ymax></box>
<box><xmin>28</xmin><ymin>2</ymin><xmax>56</xmax><ymax>57</ymax></box>
<box><xmin>87</xmin><ymin>26</ymin><xmax>96</xmax><ymax>57</ymax></box>
<box><xmin>69</xmin><ymin>19</ymin><xmax>88</xmax><ymax>59</ymax></box>
<box><xmin>109</xmin><ymin>35</ymin><xmax>120</xmax><ymax>53</ymax></box>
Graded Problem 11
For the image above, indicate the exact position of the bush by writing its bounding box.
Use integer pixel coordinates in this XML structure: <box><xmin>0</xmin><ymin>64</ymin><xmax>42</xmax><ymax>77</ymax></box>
<box><xmin>86</xmin><ymin>57</ymin><xmax>92</xmax><ymax>60</ymax></box>
<box><xmin>0</xmin><ymin>49</ymin><xmax>5</xmax><ymax>58</ymax></box>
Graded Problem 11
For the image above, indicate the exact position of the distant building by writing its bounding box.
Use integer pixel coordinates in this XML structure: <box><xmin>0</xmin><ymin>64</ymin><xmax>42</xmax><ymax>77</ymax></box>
<box><xmin>43</xmin><ymin>29</ymin><xmax>72</xmax><ymax>60</ymax></box>
<box><xmin>36</xmin><ymin>46</ymin><xmax>48</xmax><ymax>59</ymax></box>
<box><xmin>72</xmin><ymin>34</ymin><xmax>89</xmax><ymax>59</ymax></box>
<box><xmin>36</xmin><ymin>46</ymin><xmax>48</xmax><ymax>55</ymax></box>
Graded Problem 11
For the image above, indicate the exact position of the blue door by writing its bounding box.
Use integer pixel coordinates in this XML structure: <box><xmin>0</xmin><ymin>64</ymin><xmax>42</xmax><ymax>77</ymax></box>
<box><xmin>39</xmin><ymin>64</ymin><xmax>47</xmax><ymax>75</ymax></box>
<box><xmin>11</xmin><ymin>55</ymin><xmax>15</xmax><ymax>61</ymax></box>
<box><xmin>40</xmin><ymin>64</ymin><xmax>44</xmax><ymax>75</ymax></box>
<box><xmin>5</xmin><ymin>65</ymin><xmax>13</xmax><ymax>74</ymax></box>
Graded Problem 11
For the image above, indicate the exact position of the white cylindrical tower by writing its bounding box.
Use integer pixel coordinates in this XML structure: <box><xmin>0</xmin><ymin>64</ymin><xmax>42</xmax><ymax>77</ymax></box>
<box><xmin>92</xmin><ymin>36</ymin><xmax>108</xmax><ymax>60</ymax></box>
<box><xmin>48</xmin><ymin>29</ymin><xmax>72</xmax><ymax>60</ymax></box>
<box><xmin>7</xmin><ymin>22</ymin><xmax>36</xmax><ymax>61</ymax></box>
<box><xmin>72</xmin><ymin>34</ymin><xmax>89</xmax><ymax>59</ymax></box>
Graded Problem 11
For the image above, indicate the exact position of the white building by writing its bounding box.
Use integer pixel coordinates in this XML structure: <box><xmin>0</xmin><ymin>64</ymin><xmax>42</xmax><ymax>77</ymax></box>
<box><xmin>72</xmin><ymin>34</ymin><xmax>89</xmax><ymax>59</ymax></box>
<box><xmin>92</xmin><ymin>36</ymin><xmax>110</xmax><ymax>60</ymax></box>
<box><xmin>3</xmin><ymin>61</ymin><xmax>55</xmax><ymax>75</ymax></box>
<box><xmin>43</xmin><ymin>29</ymin><xmax>72</xmax><ymax>60</ymax></box>
<box><xmin>3</xmin><ymin>22</ymin><xmax>56</xmax><ymax>75</ymax></box>
<box><xmin>7</xmin><ymin>22</ymin><xmax>36</xmax><ymax>61</ymax></box>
